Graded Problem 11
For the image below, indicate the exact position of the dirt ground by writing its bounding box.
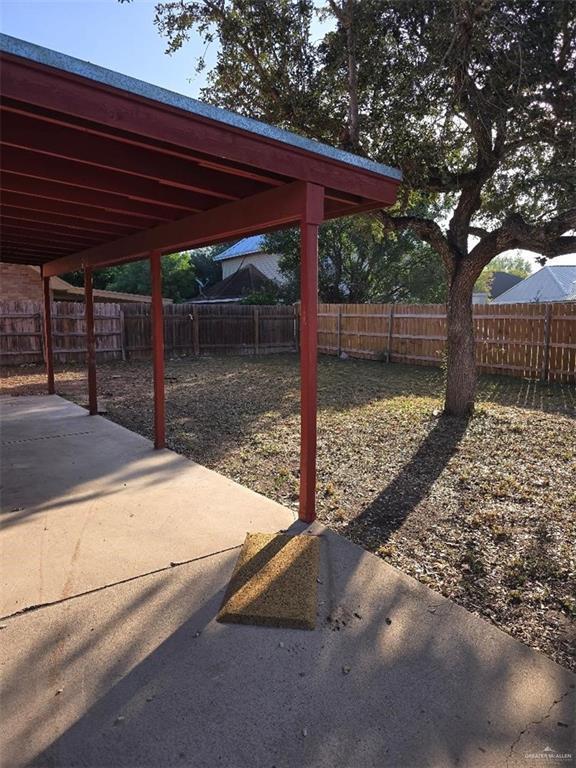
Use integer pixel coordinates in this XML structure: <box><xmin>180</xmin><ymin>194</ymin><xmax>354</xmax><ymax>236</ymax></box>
<box><xmin>2</xmin><ymin>354</ymin><xmax>575</xmax><ymax>672</ymax></box>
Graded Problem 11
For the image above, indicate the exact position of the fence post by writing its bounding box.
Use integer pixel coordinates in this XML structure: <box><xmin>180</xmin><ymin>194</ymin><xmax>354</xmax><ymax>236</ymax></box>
<box><xmin>84</xmin><ymin>267</ymin><xmax>98</xmax><ymax>415</ymax></box>
<box><xmin>336</xmin><ymin>306</ymin><xmax>342</xmax><ymax>358</ymax></box>
<box><xmin>192</xmin><ymin>305</ymin><xmax>200</xmax><ymax>356</ymax></box>
<box><xmin>171</xmin><ymin>306</ymin><xmax>177</xmax><ymax>357</ymax></box>
<box><xmin>253</xmin><ymin>307</ymin><xmax>260</xmax><ymax>355</ymax></box>
<box><xmin>386</xmin><ymin>304</ymin><xmax>395</xmax><ymax>362</ymax></box>
<box><xmin>119</xmin><ymin>308</ymin><xmax>126</xmax><ymax>361</ymax></box>
<box><xmin>541</xmin><ymin>304</ymin><xmax>552</xmax><ymax>382</ymax></box>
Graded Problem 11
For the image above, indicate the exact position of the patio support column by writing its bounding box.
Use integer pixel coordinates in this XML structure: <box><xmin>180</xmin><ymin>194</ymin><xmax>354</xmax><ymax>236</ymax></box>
<box><xmin>84</xmin><ymin>265</ymin><xmax>98</xmax><ymax>415</ymax></box>
<box><xmin>298</xmin><ymin>183</ymin><xmax>324</xmax><ymax>523</ymax></box>
<box><xmin>150</xmin><ymin>249</ymin><xmax>166</xmax><ymax>449</ymax></box>
<box><xmin>41</xmin><ymin>269</ymin><xmax>55</xmax><ymax>394</ymax></box>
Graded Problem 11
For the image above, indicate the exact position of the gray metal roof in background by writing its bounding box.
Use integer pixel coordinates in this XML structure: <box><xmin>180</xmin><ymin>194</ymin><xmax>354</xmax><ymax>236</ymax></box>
<box><xmin>493</xmin><ymin>266</ymin><xmax>576</xmax><ymax>304</ymax></box>
<box><xmin>214</xmin><ymin>235</ymin><xmax>266</xmax><ymax>262</ymax></box>
<box><xmin>0</xmin><ymin>33</ymin><xmax>402</xmax><ymax>183</ymax></box>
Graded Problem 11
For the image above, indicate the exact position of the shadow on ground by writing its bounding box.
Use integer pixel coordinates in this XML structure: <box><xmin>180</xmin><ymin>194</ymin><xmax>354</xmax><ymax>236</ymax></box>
<box><xmin>2</xmin><ymin>525</ymin><xmax>573</xmax><ymax>768</ymax></box>
<box><xmin>2</xmin><ymin>356</ymin><xmax>573</xmax><ymax>477</ymax></box>
<box><xmin>342</xmin><ymin>414</ymin><xmax>470</xmax><ymax>548</ymax></box>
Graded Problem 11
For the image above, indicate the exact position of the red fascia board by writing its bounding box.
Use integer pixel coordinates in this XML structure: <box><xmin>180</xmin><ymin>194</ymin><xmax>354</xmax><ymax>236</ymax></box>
<box><xmin>0</xmin><ymin>54</ymin><xmax>400</xmax><ymax>206</ymax></box>
<box><xmin>43</xmin><ymin>181</ymin><xmax>324</xmax><ymax>276</ymax></box>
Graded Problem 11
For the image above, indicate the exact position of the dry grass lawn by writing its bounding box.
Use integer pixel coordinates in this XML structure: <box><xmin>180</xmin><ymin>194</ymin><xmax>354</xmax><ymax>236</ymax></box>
<box><xmin>2</xmin><ymin>354</ymin><xmax>575</xmax><ymax>671</ymax></box>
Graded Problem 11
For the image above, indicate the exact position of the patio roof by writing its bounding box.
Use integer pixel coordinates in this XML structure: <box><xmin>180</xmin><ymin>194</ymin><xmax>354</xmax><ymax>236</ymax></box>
<box><xmin>0</xmin><ymin>33</ymin><xmax>401</xmax><ymax>524</ymax></box>
<box><xmin>0</xmin><ymin>34</ymin><xmax>401</xmax><ymax>274</ymax></box>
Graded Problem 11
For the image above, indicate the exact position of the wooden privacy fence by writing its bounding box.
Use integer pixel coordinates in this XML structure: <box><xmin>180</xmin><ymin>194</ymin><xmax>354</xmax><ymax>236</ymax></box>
<box><xmin>122</xmin><ymin>303</ymin><xmax>297</xmax><ymax>358</ymax></box>
<box><xmin>0</xmin><ymin>301</ymin><xmax>297</xmax><ymax>366</ymax></box>
<box><xmin>1</xmin><ymin>300</ymin><xmax>574</xmax><ymax>382</ymax></box>
<box><xmin>317</xmin><ymin>302</ymin><xmax>576</xmax><ymax>382</ymax></box>
<box><xmin>0</xmin><ymin>300</ymin><xmax>123</xmax><ymax>365</ymax></box>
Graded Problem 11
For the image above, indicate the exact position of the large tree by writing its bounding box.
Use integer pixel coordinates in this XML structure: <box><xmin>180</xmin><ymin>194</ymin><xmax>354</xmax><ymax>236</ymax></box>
<box><xmin>265</xmin><ymin>215</ymin><xmax>446</xmax><ymax>303</ymax></box>
<box><xmin>128</xmin><ymin>0</ymin><xmax>575</xmax><ymax>415</ymax></box>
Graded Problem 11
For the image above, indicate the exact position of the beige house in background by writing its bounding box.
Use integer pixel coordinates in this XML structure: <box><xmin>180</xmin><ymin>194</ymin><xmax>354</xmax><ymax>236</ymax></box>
<box><xmin>214</xmin><ymin>235</ymin><xmax>283</xmax><ymax>283</ymax></box>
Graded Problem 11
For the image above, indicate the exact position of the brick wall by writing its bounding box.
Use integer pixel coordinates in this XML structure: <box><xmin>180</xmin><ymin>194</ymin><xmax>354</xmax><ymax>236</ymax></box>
<box><xmin>0</xmin><ymin>264</ymin><xmax>45</xmax><ymax>302</ymax></box>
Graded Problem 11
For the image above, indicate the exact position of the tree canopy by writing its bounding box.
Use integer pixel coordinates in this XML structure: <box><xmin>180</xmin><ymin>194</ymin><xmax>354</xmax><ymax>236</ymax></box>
<box><xmin>146</xmin><ymin>0</ymin><xmax>575</xmax><ymax>264</ymax></box>
<box><xmin>265</xmin><ymin>215</ymin><xmax>446</xmax><ymax>304</ymax></box>
<box><xmin>63</xmin><ymin>249</ymin><xmax>221</xmax><ymax>302</ymax></box>
<box><xmin>122</xmin><ymin>0</ymin><xmax>575</xmax><ymax>413</ymax></box>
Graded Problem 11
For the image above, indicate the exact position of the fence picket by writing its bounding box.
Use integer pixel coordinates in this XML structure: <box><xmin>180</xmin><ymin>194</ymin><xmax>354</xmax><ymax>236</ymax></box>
<box><xmin>0</xmin><ymin>300</ymin><xmax>574</xmax><ymax>382</ymax></box>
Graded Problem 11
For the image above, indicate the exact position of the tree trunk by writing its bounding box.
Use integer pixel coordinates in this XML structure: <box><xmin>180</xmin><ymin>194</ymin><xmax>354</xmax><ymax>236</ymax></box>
<box><xmin>444</xmin><ymin>268</ymin><xmax>477</xmax><ymax>417</ymax></box>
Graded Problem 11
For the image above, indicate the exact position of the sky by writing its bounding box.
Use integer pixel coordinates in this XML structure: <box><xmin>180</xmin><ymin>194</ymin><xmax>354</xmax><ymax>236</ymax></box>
<box><xmin>0</xmin><ymin>0</ymin><xmax>212</xmax><ymax>96</ymax></box>
<box><xmin>1</xmin><ymin>0</ymin><xmax>573</xmax><ymax>270</ymax></box>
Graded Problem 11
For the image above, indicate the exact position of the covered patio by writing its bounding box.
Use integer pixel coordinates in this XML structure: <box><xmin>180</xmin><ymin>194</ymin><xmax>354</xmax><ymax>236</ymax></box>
<box><xmin>0</xmin><ymin>33</ymin><xmax>401</xmax><ymax>523</ymax></box>
<box><xmin>1</xmin><ymin>34</ymin><xmax>574</xmax><ymax>768</ymax></box>
<box><xmin>1</xmin><ymin>395</ymin><xmax>574</xmax><ymax>767</ymax></box>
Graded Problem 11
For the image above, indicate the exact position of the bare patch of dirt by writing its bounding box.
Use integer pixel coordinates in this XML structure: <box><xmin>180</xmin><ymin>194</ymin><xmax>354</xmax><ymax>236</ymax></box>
<box><xmin>2</xmin><ymin>355</ymin><xmax>575</xmax><ymax>671</ymax></box>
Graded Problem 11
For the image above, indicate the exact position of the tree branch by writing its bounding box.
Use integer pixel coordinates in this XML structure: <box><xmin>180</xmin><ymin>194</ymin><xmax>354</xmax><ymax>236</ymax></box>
<box><xmin>468</xmin><ymin>225</ymin><xmax>490</xmax><ymax>239</ymax></box>
<box><xmin>377</xmin><ymin>211</ymin><xmax>456</xmax><ymax>273</ymax></box>
<box><xmin>468</xmin><ymin>208</ymin><xmax>576</xmax><ymax>266</ymax></box>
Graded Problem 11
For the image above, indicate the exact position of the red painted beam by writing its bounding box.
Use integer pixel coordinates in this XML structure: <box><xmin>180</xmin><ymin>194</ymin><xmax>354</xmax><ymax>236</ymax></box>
<box><xmin>1</xmin><ymin>253</ymin><xmax>48</xmax><ymax>264</ymax></box>
<box><xmin>0</xmin><ymin>54</ymin><xmax>400</xmax><ymax>205</ymax></box>
<box><xmin>1</xmin><ymin>113</ymin><xmax>270</xmax><ymax>201</ymax></box>
<box><xmin>84</xmin><ymin>266</ymin><xmax>98</xmax><ymax>416</ymax></box>
<box><xmin>0</xmin><ymin>220</ymin><xmax>102</xmax><ymax>241</ymax></box>
<box><xmin>1</xmin><ymin>251</ymin><xmax>63</xmax><ymax>264</ymax></box>
<box><xmin>0</xmin><ymin>174</ymin><xmax>178</xmax><ymax>221</ymax></box>
<box><xmin>2</xmin><ymin>103</ymin><xmax>363</xmax><ymax>209</ymax></box>
<box><xmin>150</xmin><ymin>250</ymin><xmax>166</xmax><ymax>449</ymax></box>
<box><xmin>2</xmin><ymin>150</ymin><xmax>215</xmax><ymax>213</ymax></box>
<box><xmin>0</xmin><ymin>238</ymin><xmax>77</xmax><ymax>255</ymax></box>
<box><xmin>298</xmin><ymin>183</ymin><xmax>324</xmax><ymax>524</ymax></box>
<box><xmin>44</xmin><ymin>181</ymin><xmax>318</xmax><ymax>276</ymax></box>
<box><xmin>1</xmin><ymin>100</ymin><xmax>288</xmax><ymax>191</ymax></box>
<box><xmin>0</xmin><ymin>229</ymin><xmax>103</xmax><ymax>249</ymax></box>
<box><xmin>41</xmin><ymin>272</ymin><xmax>55</xmax><ymax>395</ymax></box>
<box><xmin>0</xmin><ymin>206</ymin><xmax>142</xmax><ymax>236</ymax></box>
<box><xmin>1</xmin><ymin>210</ymin><xmax>134</xmax><ymax>237</ymax></box>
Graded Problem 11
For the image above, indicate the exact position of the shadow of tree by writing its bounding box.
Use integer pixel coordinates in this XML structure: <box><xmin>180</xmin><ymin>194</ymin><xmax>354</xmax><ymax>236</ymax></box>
<box><xmin>342</xmin><ymin>414</ymin><xmax>470</xmax><ymax>548</ymax></box>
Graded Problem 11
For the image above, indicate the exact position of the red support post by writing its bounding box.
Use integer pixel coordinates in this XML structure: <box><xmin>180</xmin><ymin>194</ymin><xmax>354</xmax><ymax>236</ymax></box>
<box><xmin>298</xmin><ymin>184</ymin><xmax>324</xmax><ymax>523</ymax></box>
<box><xmin>84</xmin><ymin>265</ymin><xmax>98</xmax><ymax>415</ymax></box>
<box><xmin>41</xmin><ymin>271</ymin><xmax>55</xmax><ymax>394</ymax></box>
<box><xmin>150</xmin><ymin>249</ymin><xmax>166</xmax><ymax>449</ymax></box>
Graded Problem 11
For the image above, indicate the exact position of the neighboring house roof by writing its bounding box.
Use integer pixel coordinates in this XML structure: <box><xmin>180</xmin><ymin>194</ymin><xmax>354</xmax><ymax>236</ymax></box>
<box><xmin>492</xmin><ymin>265</ymin><xmax>576</xmax><ymax>304</ymax></box>
<box><xmin>214</xmin><ymin>235</ymin><xmax>267</xmax><ymax>262</ymax></box>
<box><xmin>192</xmin><ymin>264</ymin><xmax>271</xmax><ymax>303</ymax></box>
<box><xmin>489</xmin><ymin>271</ymin><xmax>523</xmax><ymax>299</ymax></box>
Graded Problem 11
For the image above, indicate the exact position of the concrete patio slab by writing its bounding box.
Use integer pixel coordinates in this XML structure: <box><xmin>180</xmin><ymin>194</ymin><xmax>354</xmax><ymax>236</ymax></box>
<box><xmin>1</xmin><ymin>524</ymin><xmax>574</xmax><ymax>768</ymax></box>
<box><xmin>0</xmin><ymin>395</ymin><xmax>574</xmax><ymax>768</ymax></box>
<box><xmin>0</xmin><ymin>395</ymin><xmax>294</xmax><ymax>616</ymax></box>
